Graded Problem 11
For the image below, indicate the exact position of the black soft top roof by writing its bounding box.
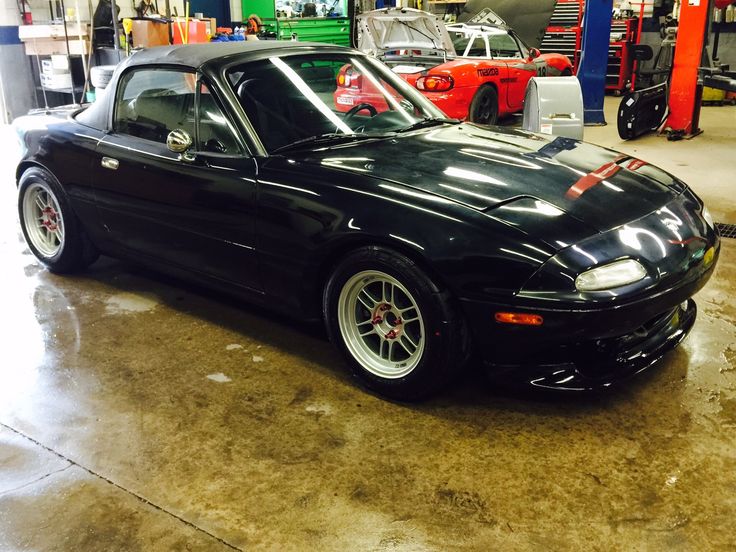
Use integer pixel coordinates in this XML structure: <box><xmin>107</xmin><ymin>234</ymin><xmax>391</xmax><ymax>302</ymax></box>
<box><xmin>76</xmin><ymin>41</ymin><xmax>358</xmax><ymax>131</ymax></box>
<box><xmin>125</xmin><ymin>41</ymin><xmax>350</xmax><ymax>70</ymax></box>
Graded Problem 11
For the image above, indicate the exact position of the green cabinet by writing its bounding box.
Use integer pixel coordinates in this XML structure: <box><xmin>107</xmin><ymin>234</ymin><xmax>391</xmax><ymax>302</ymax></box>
<box><xmin>274</xmin><ymin>17</ymin><xmax>351</xmax><ymax>46</ymax></box>
<box><xmin>242</xmin><ymin>0</ymin><xmax>351</xmax><ymax>46</ymax></box>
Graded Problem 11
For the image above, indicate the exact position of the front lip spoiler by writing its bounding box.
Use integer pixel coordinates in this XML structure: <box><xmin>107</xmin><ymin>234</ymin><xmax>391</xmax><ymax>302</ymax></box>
<box><xmin>483</xmin><ymin>299</ymin><xmax>697</xmax><ymax>392</ymax></box>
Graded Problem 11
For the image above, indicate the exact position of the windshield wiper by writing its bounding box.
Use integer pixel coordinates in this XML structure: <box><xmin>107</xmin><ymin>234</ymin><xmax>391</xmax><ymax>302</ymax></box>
<box><xmin>271</xmin><ymin>132</ymin><xmax>379</xmax><ymax>154</ymax></box>
<box><xmin>397</xmin><ymin>117</ymin><xmax>461</xmax><ymax>133</ymax></box>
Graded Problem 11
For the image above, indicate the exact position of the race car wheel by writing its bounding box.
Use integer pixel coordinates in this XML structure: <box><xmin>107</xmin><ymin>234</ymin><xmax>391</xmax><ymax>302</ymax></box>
<box><xmin>469</xmin><ymin>85</ymin><xmax>499</xmax><ymax>125</ymax></box>
<box><xmin>18</xmin><ymin>167</ymin><xmax>99</xmax><ymax>273</ymax></box>
<box><xmin>323</xmin><ymin>246</ymin><xmax>470</xmax><ymax>401</ymax></box>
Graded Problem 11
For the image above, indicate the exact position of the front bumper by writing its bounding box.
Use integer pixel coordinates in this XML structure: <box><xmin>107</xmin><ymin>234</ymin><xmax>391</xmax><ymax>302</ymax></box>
<box><xmin>459</xmin><ymin>235</ymin><xmax>718</xmax><ymax>391</ymax></box>
<box><xmin>481</xmin><ymin>299</ymin><xmax>696</xmax><ymax>391</ymax></box>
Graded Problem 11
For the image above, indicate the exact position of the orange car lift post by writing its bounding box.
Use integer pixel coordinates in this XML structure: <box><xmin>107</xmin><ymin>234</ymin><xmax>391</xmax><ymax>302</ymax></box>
<box><xmin>663</xmin><ymin>0</ymin><xmax>710</xmax><ymax>137</ymax></box>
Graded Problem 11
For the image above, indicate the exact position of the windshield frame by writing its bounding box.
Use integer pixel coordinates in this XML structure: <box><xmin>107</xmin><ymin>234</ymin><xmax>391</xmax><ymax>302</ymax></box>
<box><xmin>448</xmin><ymin>25</ymin><xmax>526</xmax><ymax>60</ymax></box>
<box><xmin>217</xmin><ymin>49</ymin><xmax>448</xmax><ymax>156</ymax></box>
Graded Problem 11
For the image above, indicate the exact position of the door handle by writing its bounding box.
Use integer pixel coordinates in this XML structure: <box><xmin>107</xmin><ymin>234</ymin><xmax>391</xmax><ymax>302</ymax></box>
<box><xmin>101</xmin><ymin>157</ymin><xmax>119</xmax><ymax>170</ymax></box>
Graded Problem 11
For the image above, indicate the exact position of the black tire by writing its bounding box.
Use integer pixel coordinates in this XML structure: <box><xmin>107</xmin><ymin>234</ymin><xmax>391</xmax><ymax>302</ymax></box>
<box><xmin>468</xmin><ymin>85</ymin><xmax>499</xmax><ymax>126</ymax></box>
<box><xmin>18</xmin><ymin>167</ymin><xmax>99</xmax><ymax>273</ymax></box>
<box><xmin>323</xmin><ymin>246</ymin><xmax>470</xmax><ymax>401</ymax></box>
<box><xmin>561</xmin><ymin>68</ymin><xmax>573</xmax><ymax>77</ymax></box>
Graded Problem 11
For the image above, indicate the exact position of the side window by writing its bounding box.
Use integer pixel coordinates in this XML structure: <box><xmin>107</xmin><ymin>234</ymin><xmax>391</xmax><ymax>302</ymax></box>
<box><xmin>114</xmin><ymin>69</ymin><xmax>196</xmax><ymax>144</ymax></box>
<box><xmin>488</xmin><ymin>33</ymin><xmax>523</xmax><ymax>58</ymax></box>
<box><xmin>513</xmin><ymin>33</ymin><xmax>529</xmax><ymax>59</ymax></box>
<box><xmin>197</xmin><ymin>82</ymin><xmax>242</xmax><ymax>155</ymax></box>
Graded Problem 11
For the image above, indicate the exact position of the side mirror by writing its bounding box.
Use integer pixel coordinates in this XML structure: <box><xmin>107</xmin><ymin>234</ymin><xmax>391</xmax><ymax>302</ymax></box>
<box><xmin>167</xmin><ymin>128</ymin><xmax>193</xmax><ymax>152</ymax></box>
<box><xmin>166</xmin><ymin>129</ymin><xmax>196</xmax><ymax>162</ymax></box>
<box><xmin>529</xmin><ymin>48</ymin><xmax>541</xmax><ymax>60</ymax></box>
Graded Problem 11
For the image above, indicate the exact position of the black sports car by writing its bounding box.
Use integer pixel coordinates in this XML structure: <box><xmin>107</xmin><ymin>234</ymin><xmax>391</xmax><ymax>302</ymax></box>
<box><xmin>13</xmin><ymin>42</ymin><xmax>720</xmax><ymax>400</ymax></box>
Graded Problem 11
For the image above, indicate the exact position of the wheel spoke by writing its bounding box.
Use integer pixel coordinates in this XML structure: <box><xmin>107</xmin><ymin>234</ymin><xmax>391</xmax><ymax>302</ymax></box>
<box><xmin>379</xmin><ymin>339</ymin><xmax>388</xmax><ymax>360</ymax></box>
<box><xmin>40</xmin><ymin>227</ymin><xmax>51</xmax><ymax>247</ymax></box>
<box><xmin>398</xmin><ymin>336</ymin><xmax>415</xmax><ymax>355</ymax></box>
<box><xmin>403</xmin><ymin>333</ymin><xmax>418</xmax><ymax>350</ymax></box>
<box><xmin>359</xmin><ymin>327</ymin><xmax>375</xmax><ymax>337</ymax></box>
<box><xmin>35</xmin><ymin>195</ymin><xmax>46</xmax><ymax>211</ymax></box>
<box><xmin>357</xmin><ymin>289</ymin><xmax>377</xmax><ymax>310</ymax></box>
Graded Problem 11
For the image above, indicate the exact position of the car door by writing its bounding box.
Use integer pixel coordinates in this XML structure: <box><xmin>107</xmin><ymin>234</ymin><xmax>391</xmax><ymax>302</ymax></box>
<box><xmin>92</xmin><ymin>67</ymin><xmax>261</xmax><ymax>291</ymax></box>
<box><xmin>494</xmin><ymin>32</ymin><xmax>536</xmax><ymax>111</ymax></box>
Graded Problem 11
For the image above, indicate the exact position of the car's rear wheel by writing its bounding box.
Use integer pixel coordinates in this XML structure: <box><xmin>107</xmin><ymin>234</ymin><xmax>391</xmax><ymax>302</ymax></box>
<box><xmin>468</xmin><ymin>85</ymin><xmax>499</xmax><ymax>125</ymax></box>
<box><xmin>323</xmin><ymin>246</ymin><xmax>470</xmax><ymax>400</ymax></box>
<box><xmin>561</xmin><ymin>68</ymin><xmax>573</xmax><ymax>76</ymax></box>
<box><xmin>18</xmin><ymin>167</ymin><xmax>98</xmax><ymax>273</ymax></box>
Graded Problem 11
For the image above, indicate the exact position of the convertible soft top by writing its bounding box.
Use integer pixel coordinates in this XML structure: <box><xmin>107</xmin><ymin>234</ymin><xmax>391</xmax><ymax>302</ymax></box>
<box><xmin>76</xmin><ymin>41</ymin><xmax>357</xmax><ymax>131</ymax></box>
<box><xmin>125</xmin><ymin>41</ymin><xmax>344</xmax><ymax>70</ymax></box>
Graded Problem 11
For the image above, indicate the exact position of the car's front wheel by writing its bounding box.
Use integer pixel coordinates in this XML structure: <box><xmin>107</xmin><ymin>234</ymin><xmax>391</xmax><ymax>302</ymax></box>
<box><xmin>18</xmin><ymin>167</ymin><xmax>98</xmax><ymax>273</ymax></box>
<box><xmin>323</xmin><ymin>246</ymin><xmax>469</xmax><ymax>400</ymax></box>
<box><xmin>468</xmin><ymin>85</ymin><xmax>499</xmax><ymax>125</ymax></box>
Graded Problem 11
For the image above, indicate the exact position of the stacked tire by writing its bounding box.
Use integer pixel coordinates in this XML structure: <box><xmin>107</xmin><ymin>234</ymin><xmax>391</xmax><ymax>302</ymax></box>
<box><xmin>90</xmin><ymin>65</ymin><xmax>117</xmax><ymax>90</ymax></box>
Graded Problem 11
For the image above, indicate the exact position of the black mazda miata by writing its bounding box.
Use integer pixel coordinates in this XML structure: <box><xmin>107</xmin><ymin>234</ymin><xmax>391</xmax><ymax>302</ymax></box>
<box><xmin>13</xmin><ymin>42</ymin><xmax>720</xmax><ymax>399</ymax></box>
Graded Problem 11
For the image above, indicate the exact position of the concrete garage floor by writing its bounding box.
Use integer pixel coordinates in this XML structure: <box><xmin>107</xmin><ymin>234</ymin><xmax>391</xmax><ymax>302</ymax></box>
<box><xmin>1</xmin><ymin>98</ymin><xmax>735</xmax><ymax>551</ymax></box>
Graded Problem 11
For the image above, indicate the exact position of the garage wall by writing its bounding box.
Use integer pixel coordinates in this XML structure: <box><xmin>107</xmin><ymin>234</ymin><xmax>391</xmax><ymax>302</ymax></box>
<box><xmin>0</xmin><ymin>0</ymin><xmax>35</xmax><ymax>122</ymax></box>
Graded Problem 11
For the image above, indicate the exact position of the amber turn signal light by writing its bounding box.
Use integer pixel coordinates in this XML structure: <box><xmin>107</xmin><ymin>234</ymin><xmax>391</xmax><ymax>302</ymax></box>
<box><xmin>494</xmin><ymin>312</ymin><xmax>544</xmax><ymax>326</ymax></box>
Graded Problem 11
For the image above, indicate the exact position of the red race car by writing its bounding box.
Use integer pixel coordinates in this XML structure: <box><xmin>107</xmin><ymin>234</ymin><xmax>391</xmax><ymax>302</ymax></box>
<box><xmin>336</xmin><ymin>8</ymin><xmax>573</xmax><ymax>125</ymax></box>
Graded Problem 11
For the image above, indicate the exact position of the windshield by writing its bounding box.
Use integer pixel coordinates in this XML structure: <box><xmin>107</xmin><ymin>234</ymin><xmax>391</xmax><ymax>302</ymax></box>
<box><xmin>227</xmin><ymin>53</ymin><xmax>447</xmax><ymax>152</ymax></box>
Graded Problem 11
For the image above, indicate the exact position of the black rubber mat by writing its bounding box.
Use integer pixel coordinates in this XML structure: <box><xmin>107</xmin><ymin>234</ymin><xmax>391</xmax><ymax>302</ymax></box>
<box><xmin>716</xmin><ymin>223</ymin><xmax>736</xmax><ymax>239</ymax></box>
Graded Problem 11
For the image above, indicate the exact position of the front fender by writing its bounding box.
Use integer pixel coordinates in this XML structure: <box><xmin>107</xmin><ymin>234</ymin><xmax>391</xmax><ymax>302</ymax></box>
<box><xmin>255</xmin><ymin>157</ymin><xmax>554</xmax><ymax>317</ymax></box>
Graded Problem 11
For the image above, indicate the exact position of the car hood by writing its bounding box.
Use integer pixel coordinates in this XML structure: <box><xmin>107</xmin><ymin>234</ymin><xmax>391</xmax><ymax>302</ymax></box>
<box><xmin>295</xmin><ymin>124</ymin><xmax>684</xmax><ymax>245</ymax></box>
<box><xmin>357</xmin><ymin>8</ymin><xmax>456</xmax><ymax>56</ymax></box>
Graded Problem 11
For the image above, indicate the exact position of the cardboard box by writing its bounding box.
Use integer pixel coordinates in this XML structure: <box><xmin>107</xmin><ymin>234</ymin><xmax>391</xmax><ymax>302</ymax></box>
<box><xmin>18</xmin><ymin>24</ymin><xmax>88</xmax><ymax>40</ymax></box>
<box><xmin>131</xmin><ymin>19</ymin><xmax>170</xmax><ymax>48</ymax></box>
<box><xmin>42</xmin><ymin>57</ymin><xmax>69</xmax><ymax>75</ymax></box>
<box><xmin>23</xmin><ymin>38</ymin><xmax>89</xmax><ymax>56</ymax></box>
<box><xmin>41</xmin><ymin>72</ymin><xmax>73</xmax><ymax>89</ymax></box>
<box><xmin>203</xmin><ymin>17</ymin><xmax>217</xmax><ymax>36</ymax></box>
<box><xmin>51</xmin><ymin>54</ymin><xmax>69</xmax><ymax>71</ymax></box>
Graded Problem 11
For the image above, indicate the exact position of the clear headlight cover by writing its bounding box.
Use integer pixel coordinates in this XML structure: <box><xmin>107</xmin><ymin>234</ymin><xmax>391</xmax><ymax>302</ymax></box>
<box><xmin>702</xmin><ymin>205</ymin><xmax>715</xmax><ymax>231</ymax></box>
<box><xmin>575</xmin><ymin>259</ymin><xmax>647</xmax><ymax>291</ymax></box>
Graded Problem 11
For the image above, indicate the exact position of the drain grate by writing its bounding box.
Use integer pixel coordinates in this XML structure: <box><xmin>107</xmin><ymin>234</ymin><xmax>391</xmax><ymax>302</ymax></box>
<box><xmin>716</xmin><ymin>223</ymin><xmax>736</xmax><ymax>239</ymax></box>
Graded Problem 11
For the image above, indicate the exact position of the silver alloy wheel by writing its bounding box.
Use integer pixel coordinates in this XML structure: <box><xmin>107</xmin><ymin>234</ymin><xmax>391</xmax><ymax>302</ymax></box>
<box><xmin>22</xmin><ymin>182</ymin><xmax>65</xmax><ymax>258</ymax></box>
<box><xmin>337</xmin><ymin>270</ymin><xmax>425</xmax><ymax>379</ymax></box>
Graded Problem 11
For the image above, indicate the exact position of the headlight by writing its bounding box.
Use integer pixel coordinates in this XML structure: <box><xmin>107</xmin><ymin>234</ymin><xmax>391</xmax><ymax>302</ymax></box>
<box><xmin>702</xmin><ymin>206</ymin><xmax>715</xmax><ymax>231</ymax></box>
<box><xmin>575</xmin><ymin>259</ymin><xmax>647</xmax><ymax>291</ymax></box>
